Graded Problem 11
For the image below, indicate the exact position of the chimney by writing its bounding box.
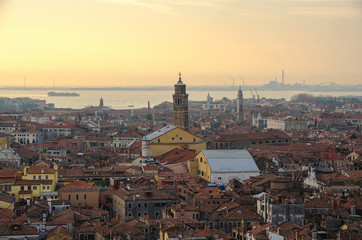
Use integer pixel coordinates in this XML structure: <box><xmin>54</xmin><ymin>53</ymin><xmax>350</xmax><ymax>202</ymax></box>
<box><xmin>351</xmin><ymin>205</ymin><xmax>356</xmax><ymax>215</ymax></box>
<box><xmin>114</xmin><ymin>179</ymin><xmax>120</xmax><ymax>190</ymax></box>
<box><xmin>42</xmin><ymin>212</ymin><xmax>47</xmax><ymax>225</ymax></box>
<box><xmin>263</xmin><ymin>194</ymin><xmax>267</xmax><ymax>221</ymax></box>
<box><xmin>47</xmin><ymin>198</ymin><xmax>52</xmax><ymax>214</ymax></box>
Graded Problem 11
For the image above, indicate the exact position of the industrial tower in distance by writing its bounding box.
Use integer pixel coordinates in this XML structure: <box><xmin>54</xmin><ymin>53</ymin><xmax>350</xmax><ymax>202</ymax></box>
<box><xmin>237</xmin><ymin>86</ymin><xmax>244</xmax><ymax>123</ymax></box>
<box><xmin>173</xmin><ymin>72</ymin><xmax>189</xmax><ymax>130</ymax></box>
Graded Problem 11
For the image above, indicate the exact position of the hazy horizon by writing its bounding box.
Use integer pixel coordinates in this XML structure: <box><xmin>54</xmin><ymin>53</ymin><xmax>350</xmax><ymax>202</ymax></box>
<box><xmin>0</xmin><ymin>0</ymin><xmax>362</xmax><ymax>87</ymax></box>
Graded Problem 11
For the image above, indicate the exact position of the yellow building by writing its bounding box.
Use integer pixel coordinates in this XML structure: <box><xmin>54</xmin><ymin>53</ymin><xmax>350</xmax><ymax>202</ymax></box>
<box><xmin>1</xmin><ymin>165</ymin><xmax>59</xmax><ymax>202</ymax></box>
<box><xmin>192</xmin><ymin>150</ymin><xmax>260</xmax><ymax>184</ymax></box>
<box><xmin>0</xmin><ymin>133</ymin><xmax>13</xmax><ymax>149</ymax></box>
<box><xmin>23</xmin><ymin>165</ymin><xmax>58</xmax><ymax>190</ymax></box>
<box><xmin>142</xmin><ymin>125</ymin><xmax>206</xmax><ymax>157</ymax></box>
<box><xmin>0</xmin><ymin>192</ymin><xmax>15</xmax><ymax>210</ymax></box>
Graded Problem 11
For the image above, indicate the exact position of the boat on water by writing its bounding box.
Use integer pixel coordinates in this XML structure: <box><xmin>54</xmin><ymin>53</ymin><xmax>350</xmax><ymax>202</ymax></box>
<box><xmin>48</xmin><ymin>92</ymin><xmax>80</xmax><ymax>97</ymax></box>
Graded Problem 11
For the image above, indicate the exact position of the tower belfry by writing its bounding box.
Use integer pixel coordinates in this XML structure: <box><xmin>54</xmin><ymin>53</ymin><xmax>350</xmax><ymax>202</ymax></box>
<box><xmin>237</xmin><ymin>86</ymin><xmax>244</xmax><ymax>123</ymax></box>
<box><xmin>173</xmin><ymin>72</ymin><xmax>189</xmax><ymax>130</ymax></box>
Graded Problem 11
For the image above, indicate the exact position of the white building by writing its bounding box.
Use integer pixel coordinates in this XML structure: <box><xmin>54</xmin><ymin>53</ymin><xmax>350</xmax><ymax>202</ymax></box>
<box><xmin>13</xmin><ymin>129</ymin><xmax>44</xmax><ymax>145</ymax></box>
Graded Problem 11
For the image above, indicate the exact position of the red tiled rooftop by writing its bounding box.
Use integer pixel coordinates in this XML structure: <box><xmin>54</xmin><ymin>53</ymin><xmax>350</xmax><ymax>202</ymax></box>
<box><xmin>58</xmin><ymin>180</ymin><xmax>98</xmax><ymax>192</ymax></box>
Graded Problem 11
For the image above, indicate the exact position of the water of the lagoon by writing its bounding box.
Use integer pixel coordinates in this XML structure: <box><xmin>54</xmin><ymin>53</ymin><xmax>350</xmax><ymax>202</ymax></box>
<box><xmin>0</xmin><ymin>89</ymin><xmax>361</xmax><ymax>109</ymax></box>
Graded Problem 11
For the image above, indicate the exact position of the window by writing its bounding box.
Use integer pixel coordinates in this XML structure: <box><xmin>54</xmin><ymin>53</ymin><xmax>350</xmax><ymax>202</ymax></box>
<box><xmin>128</xmin><ymin>203</ymin><xmax>132</xmax><ymax>208</ymax></box>
<box><xmin>220</xmin><ymin>222</ymin><xmax>224</xmax><ymax>228</ymax></box>
<box><xmin>84</xmin><ymin>194</ymin><xmax>87</xmax><ymax>200</ymax></box>
<box><xmin>33</xmin><ymin>176</ymin><xmax>36</xmax><ymax>180</ymax></box>
<box><xmin>138</xmin><ymin>203</ymin><xmax>141</xmax><ymax>208</ymax></box>
<box><xmin>33</xmin><ymin>186</ymin><xmax>37</xmax><ymax>190</ymax></box>
<box><xmin>128</xmin><ymin>213</ymin><xmax>132</xmax><ymax>216</ymax></box>
<box><xmin>43</xmin><ymin>186</ymin><xmax>45</xmax><ymax>190</ymax></box>
<box><xmin>200</xmin><ymin>158</ymin><xmax>203</xmax><ymax>163</ymax></box>
<box><xmin>47</xmin><ymin>186</ymin><xmax>50</xmax><ymax>190</ymax></box>
<box><xmin>202</xmin><ymin>171</ymin><xmax>204</xmax><ymax>176</ymax></box>
<box><xmin>76</xmin><ymin>194</ymin><xmax>79</xmax><ymax>200</ymax></box>
<box><xmin>21</xmin><ymin>186</ymin><xmax>24</xmax><ymax>191</ymax></box>
<box><xmin>144</xmin><ymin>203</ymin><xmax>148</xmax><ymax>207</ymax></box>
<box><xmin>45</xmin><ymin>175</ymin><xmax>48</xmax><ymax>180</ymax></box>
<box><xmin>193</xmin><ymin>138</ymin><xmax>195</xmax><ymax>142</ymax></box>
<box><xmin>209</xmin><ymin>222</ymin><xmax>213</xmax><ymax>229</ymax></box>
<box><xmin>157</xmin><ymin>139</ymin><xmax>160</xmax><ymax>143</ymax></box>
<box><xmin>68</xmin><ymin>195</ymin><xmax>71</xmax><ymax>200</ymax></box>
<box><xmin>28</xmin><ymin>186</ymin><xmax>31</xmax><ymax>190</ymax></box>
<box><xmin>5</xmin><ymin>186</ymin><xmax>11</xmax><ymax>191</ymax></box>
<box><xmin>144</xmin><ymin>228</ymin><xmax>149</xmax><ymax>234</ymax></box>
<box><xmin>198</xmin><ymin>170</ymin><xmax>200</xmax><ymax>175</ymax></box>
<box><xmin>180</xmin><ymin>137</ymin><xmax>182</xmax><ymax>140</ymax></box>
<box><xmin>218</xmin><ymin>177</ymin><xmax>222</xmax><ymax>180</ymax></box>
<box><xmin>137</xmin><ymin>213</ymin><xmax>141</xmax><ymax>217</ymax></box>
<box><xmin>38</xmin><ymin>175</ymin><xmax>41</xmax><ymax>180</ymax></box>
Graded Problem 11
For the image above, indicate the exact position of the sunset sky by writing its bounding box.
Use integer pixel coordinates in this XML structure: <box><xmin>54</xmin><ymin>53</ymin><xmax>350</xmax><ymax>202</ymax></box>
<box><xmin>0</xmin><ymin>0</ymin><xmax>361</xmax><ymax>87</ymax></box>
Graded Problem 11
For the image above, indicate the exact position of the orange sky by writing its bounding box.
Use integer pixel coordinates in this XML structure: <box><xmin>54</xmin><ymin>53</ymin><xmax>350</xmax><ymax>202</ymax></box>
<box><xmin>0</xmin><ymin>0</ymin><xmax>361</xmax><ymax>87</ymax></box>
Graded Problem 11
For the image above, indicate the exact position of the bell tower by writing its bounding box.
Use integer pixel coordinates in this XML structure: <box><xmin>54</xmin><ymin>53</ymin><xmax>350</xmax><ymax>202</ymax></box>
<box><xmin>237</xmin><ymin>86</ymin><xmax>244</xmax><ymax>123</ymax></box>
<box><xmin>173</xmin><ymin>72</ymin><xmax>189</xmax><ymax>130</ymax></box>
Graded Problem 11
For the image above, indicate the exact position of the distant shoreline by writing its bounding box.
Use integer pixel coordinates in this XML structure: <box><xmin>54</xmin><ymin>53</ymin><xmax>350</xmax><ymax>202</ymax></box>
<box><xmin>0</xmin><ymin>85</ymin><xmax>361</xmax><ymax>92</ymax></box>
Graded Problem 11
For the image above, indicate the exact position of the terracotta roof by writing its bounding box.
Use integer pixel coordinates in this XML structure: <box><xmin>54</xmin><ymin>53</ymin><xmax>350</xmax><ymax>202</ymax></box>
<box><xmin>58</xmin><ymin>180</ymin><xmax>98</xmax><ymax>192</ymax></box>
<box><xmin>0</xmin><ymin>208</ymin><xmax>16</xmax><ymax>220</ymax></box>
<box><xmin>0</xmin><ymin>220</ymin><xmax>38</xmax><ymax>236</ymax></box>
<box><xmin>27</xmin><ymin>165</ymin><xmax>56</xmax><ymax>174</ymax></box>
<box><xmin>14</xmin><ymin>179</ymin><xmax>53</xmax><ymax>186</ymax></box>
<box><xmin>46</xmin><ymin>225</ymin><xmax>71</xmax><ymax>239</ymax></box>
<box><xmin>0</xmin><ymin>169</ymin><xmax>21</xmax><ymax>178</ymax></box>
<box><xmin>304</xmin><ymin>198</ymin><xmax>332</xmax><ymax>209</ymax></box>
<box><xmin>142</xmin><ymin>165</ymin><xmax>158</xmax><ymax>171</ymax></box>
<box><xmin>50</xmin><ymin>208</ymin><xmax>75</xmax><ymax>225</ymax></box>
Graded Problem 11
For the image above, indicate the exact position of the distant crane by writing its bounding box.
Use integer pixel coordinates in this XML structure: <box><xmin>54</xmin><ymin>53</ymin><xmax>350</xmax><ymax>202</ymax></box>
<box><xmin>250</xmin><ymin>89</ymin><xmax>255</xmax><ymax>100</ymax></box>
<box><xmin>255</xmin><ymin>89</ymin><xmax>260</xmax><ymax>102</ymax></box>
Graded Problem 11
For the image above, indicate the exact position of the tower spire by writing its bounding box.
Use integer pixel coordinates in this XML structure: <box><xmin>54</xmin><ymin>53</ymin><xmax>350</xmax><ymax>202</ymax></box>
<box><xmin>173</xmin><ymin>72</ymin><xmax>188</xmax><ymax>130</ymax></box>
<box><xmin>178</xmin><ymin>72</ymin><xmax>182</xmax><ymax>82</ymax></box>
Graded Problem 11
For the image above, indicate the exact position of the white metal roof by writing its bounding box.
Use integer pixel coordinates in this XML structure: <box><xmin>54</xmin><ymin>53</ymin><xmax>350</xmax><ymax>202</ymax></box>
<box><xmin>202</xmin><ymin>149</ymin><xmax>259</xmax><ymax>173</ymax></box>
<box><xmin>143</xmin><ymin>125</ymin><xmax>176</xmax><ymax>141</ymax></box>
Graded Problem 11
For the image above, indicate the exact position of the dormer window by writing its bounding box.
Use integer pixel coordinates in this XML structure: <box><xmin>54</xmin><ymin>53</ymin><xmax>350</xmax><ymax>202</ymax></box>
<box><xmin>12</xmin><ymin>225</ymin><xmax>20</xmax><ymax>230</ymax></box>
